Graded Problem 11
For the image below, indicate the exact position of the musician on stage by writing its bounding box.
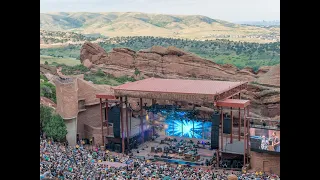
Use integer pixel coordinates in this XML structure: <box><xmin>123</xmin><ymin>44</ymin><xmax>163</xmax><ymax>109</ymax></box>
<box><xmin>271</xmin><ymin>132</ymin><xmax>280</xmax><ymax>152</ymax></box>
<box><xmin>261</xmin><ymin>135</ymin><xmax>268</xmax><ymax>150</ymax></box>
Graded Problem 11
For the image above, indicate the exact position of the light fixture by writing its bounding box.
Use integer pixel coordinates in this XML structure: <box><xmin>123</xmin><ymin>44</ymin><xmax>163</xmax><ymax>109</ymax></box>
<box><xmin>262</xmin><ymin>121</ymin><xmax>266</xmax><ymax>127</ymax></box>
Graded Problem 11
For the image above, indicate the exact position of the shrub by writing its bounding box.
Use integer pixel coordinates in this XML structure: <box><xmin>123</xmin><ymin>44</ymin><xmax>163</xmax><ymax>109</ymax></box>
<box><xmin>134</xmin><ymin>68</ymin><xmax>141</xmax><ymax>76</ymax></box>
<box><xmin>40</xmin><ymin>81</ymin><xmax>56</xmax><ymax>102</ymax></box>
<box><xmin>43</xmin><ymin>114</ymin><xmax>67</xmax><ymax>141</ymax></box>
<box><xmin>40</xmin><ymin>105</ymin><xmax>53</xmax><ymax>128</ymax></box>
<box><xmin>96</xmin><ymin>69</ymin><xmax>105</xmax><ymax>77</ymax></box>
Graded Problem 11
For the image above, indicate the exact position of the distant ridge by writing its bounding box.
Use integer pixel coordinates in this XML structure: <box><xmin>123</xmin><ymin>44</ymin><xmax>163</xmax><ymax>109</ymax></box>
<box><xmin>40</xmin><ymin>12</ymin><xmax>279</xmax><ymax>43</ymax></box>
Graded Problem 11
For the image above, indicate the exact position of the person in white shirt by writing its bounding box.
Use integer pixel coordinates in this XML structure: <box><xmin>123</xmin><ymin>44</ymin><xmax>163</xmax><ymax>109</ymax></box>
<box><xmin>261</xmin><ymin>136</ymin><xmax>268</xmax><ymax>150</ymax></box>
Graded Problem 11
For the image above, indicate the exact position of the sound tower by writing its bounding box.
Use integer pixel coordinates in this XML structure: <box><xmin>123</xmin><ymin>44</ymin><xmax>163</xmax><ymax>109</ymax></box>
<box><xmin>211</xmin><ymin>113</ymin><xmax>220</xmax><ymax>149</ymax></box>
<box><xmin>108</xmin><ymin>106</ymin><xmax>121</xmax><ymax>138</ymax></box>
<box><xmin>223</xmin><ymin>114</ymin><xmax>231</xmax><ymax>134</ymax></box>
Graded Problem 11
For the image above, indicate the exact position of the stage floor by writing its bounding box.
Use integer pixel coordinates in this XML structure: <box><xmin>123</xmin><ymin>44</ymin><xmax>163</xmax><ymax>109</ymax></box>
<box><xmin>131</xmin><ymin>134</ymin><xmax>245</xmax><ymax>164</ymax></box>
<box><xmin>131</xmin><ymin>135</ymin><xmax>213</xmax><ymax>164</ymax></box>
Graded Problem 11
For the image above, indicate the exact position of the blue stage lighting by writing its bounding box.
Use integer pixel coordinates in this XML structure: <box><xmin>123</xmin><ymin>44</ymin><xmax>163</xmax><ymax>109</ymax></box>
<box><xmin>165</xmin><ymin>118</ymin><xmax>211</xmax><ymax>139</ymax></box>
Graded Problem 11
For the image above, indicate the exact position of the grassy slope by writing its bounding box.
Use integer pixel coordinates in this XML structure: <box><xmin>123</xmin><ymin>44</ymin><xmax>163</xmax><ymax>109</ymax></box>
<box><xmin>40</xmin><ymin>55</ymin><xmax>80</xmax><ymax>66</ymax></box>
<box><xmin>40</xmin><ymin>12</ymin><xmax>279</xmax><ymax>43</ymax></box>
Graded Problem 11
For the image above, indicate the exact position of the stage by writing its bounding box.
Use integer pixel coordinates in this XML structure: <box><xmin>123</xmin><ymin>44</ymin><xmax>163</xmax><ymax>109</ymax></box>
<box><xmin>131</xmin><ymin>134</ymin><xmax>245</xmax><ymax>165</ymax></box>
<box><xmin>97</xmin><ymin>78</ymin><xmax>251</xmax><ymax>168</ymax></box>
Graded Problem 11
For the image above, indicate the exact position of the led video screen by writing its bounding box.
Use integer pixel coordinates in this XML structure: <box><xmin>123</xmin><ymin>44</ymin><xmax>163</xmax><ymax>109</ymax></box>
<box><xmin>250</xmin><ymin>128</ymin><xmax>280</xmax><ymax>153</ymax></box>
<box><xmin>164</xmin><ymin>119</ymin><xmax>212</xmax><ymax>139</ymax></box>
<box><xmin>147</xmin><ymin>108</ymin><xmax>214</xmax><ymax>140</ymax></box>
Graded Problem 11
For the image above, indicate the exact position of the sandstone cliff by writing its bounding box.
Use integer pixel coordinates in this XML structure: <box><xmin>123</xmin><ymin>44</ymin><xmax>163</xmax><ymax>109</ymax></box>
<box><xmin>80</xmin><ymin>42</ymin><xmax>280</xmax><ymax>118</ymax></box>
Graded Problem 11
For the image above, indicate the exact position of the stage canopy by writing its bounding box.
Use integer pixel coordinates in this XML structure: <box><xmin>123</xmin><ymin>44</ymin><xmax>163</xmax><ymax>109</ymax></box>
<box><xmin>112</xmin><ymin>78</ymin><xmax>248</xmax><ymax>103</ymax></box>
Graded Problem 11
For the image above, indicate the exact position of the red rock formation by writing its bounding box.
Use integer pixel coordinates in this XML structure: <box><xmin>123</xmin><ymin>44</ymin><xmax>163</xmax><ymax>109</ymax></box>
<box><xmin>40</xmin><ymin>96</ymin><xmax>56</xmax><ymax>109</ymax></box>
<box><xmin>256</xmin><ymin>64</ymin><xmax>280</xmax><ymax>87</ymax></box>
<box><xmin>40</xmin><ymin>64</ymin><xmax>58</xmax><ymax>76</ymax></box>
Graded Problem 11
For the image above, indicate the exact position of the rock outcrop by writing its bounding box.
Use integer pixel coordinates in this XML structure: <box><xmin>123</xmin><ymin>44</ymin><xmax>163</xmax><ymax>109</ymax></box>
<box><xmin>256</xmin><ymin>64</ymin><xmax>280</xmax><ymax>87</ymax></box>
<box><xmin>83</xmin><ymin>59</ymin><xmax>93</xmax><ymax>69</ymax></box>
<box><xmin>80</xmin><ymin>42</ymin><xmax>280</xmax><ymax>118</ymax></box>
<box><xmin>40</xmin><ymin>64</ymin><xmax>58</xmax><ymax>76</ymax></box>
<box><xmin>40</xmin><ymin>96</ymin><xmax>56</xmax><ymax>109</ymax></box>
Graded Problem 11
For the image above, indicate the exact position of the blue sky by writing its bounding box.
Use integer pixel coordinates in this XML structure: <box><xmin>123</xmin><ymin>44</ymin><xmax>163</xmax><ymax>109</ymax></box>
<box><xmin>40</xmin><ymin>0</ymin><xmax>280</xmax><ymax>22</ymax></box>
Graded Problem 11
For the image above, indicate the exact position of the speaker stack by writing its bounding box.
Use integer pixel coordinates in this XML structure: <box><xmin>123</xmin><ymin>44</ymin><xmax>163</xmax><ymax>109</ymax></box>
<box><xmin>211</xmin><ymin>112</ymin><xmax>220</xmax><ymax>149</ymax></box>
<box><xmin>223</xmin><ymin>114</ymin><xmax>231</xmax><ymax>134</ymax></box>
<box><xmin>250</xmin><ymin>137</ymin><xmax>261</xmax><ymax>150</ymax></box>
<box><xmin>108</xmin><ymin>106</ymin><xmax>121</xmax><ymax>138</ymax></box>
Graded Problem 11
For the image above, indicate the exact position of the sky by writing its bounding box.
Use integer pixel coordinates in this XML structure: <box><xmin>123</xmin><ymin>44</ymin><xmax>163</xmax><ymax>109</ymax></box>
<box><xmin>40</xmin><ymin>0</ymin><xmax>280</xmax><ymax>22</ymax></box>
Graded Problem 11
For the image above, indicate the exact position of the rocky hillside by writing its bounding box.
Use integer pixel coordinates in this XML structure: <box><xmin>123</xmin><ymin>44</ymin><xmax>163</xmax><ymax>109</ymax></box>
<box><xmin>80</xmin><ymin>42</ymin><xmax>280</xmax><ymax>118</ymax></box>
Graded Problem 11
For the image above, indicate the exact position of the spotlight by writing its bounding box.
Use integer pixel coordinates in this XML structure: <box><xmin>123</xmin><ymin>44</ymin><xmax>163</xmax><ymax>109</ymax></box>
<box><xmin>262</xmin><ymin>121</ymin><xmax>266</xmax><ymax>127</ymax></box>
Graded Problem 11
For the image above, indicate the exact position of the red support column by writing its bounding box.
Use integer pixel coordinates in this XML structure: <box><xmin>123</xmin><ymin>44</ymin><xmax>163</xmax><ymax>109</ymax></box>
<box><xmin>140</xmin><ymin>98</ymin><xmax>144</xmax><ymax>144</ymax></box>
<box><xmin>120</xmin><ymin>97</ymin><xmax>125</xmax><ymax>154</ymax></box>
<box><xmin>125</xmin><ymin>96</ymin><xmax>129</xmax><ymax>149</ymax></box>
<box><xmin>231</xmin><ymin>107</ymin><xmax>233</xmax><ymax>144</ymax></box>
<box><xmin>220</xmin><ymin>107</ymin><xmax>224</xmax><ymax>152</ymax></box>
<box><xmin>247</xmin><ymin>106</ymin><xmax>250</xmax><ymax>163</ymax></box>
<box><xmin>216</xmin><ymin>149</ymin><xmax>220</xmax><ymax>168</ymax></box>
<box><xmin>130</xmin><ymin>109</ymin><xmax>132</xmax><ymax>138</ymax></box>
<box><xmin>151</xmin><ymin>99</ymin><xmax>155</xmax><ymax>136</ymax></box>
<box><xmin>243</xmin><ymin>107</ymin><xmax>246</xmax><ymax>166</ymax></box>
<box><xmin>230</xmin><ymin>96</ymin><xmax>233</xmax><ymax>144</ymax></box>
<box><xmin>100</xmin><ymin>98</ymin><xmax>104</xmax><ymax>146</ymax></box>
<box><xmin>238</xmin><ymin>93</ymin><xmax>241</xmax><ymax>141</ymax></box>
<box><xmin>105</xmin><ymin>100</ymin><xmax>109</xmax><ymax>136</ymax></box>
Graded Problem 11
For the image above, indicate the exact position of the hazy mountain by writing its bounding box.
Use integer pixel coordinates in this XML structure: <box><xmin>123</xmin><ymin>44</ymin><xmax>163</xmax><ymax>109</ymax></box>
<box><xmin>40</xmin><ymin>12</ymin><xmax>279</xmax><ymax>42</ymax></box>
<box><xmin>236</xmin><ymin>20</ymin><xmax>280</xmax><ymax>27</ymax></box>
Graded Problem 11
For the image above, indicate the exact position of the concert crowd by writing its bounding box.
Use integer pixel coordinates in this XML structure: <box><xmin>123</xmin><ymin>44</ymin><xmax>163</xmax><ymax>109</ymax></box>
<box><xmin>40</xmin><ymin>138</ymin><xmax>280</xmax><ymax>180</ymax></box>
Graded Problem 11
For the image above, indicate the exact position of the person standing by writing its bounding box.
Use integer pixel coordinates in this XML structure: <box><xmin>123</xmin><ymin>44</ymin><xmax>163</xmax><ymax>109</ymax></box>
<box><xmin>260</xmin><ymin>136</ymin><xmax>268</xmax><ymax>150</ymax></box>
<box><xmin>271</xmin><ymin>132</ymin><xmax>280</xmax><ymax>152</ymax></box>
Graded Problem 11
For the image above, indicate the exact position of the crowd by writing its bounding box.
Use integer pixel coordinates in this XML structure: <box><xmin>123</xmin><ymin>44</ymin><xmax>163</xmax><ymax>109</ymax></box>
<box><xmin>40</xmin><ymin>138</ymin><xmax>280</xmax><ymax>180</ymax></box>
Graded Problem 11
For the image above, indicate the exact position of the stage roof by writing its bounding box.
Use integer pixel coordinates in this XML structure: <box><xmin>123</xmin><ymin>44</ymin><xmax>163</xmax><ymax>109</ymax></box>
<box><xmin>112</xmin><ymin>78</ymin><xmax>248</xmax><ymax>103</ymax></box>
